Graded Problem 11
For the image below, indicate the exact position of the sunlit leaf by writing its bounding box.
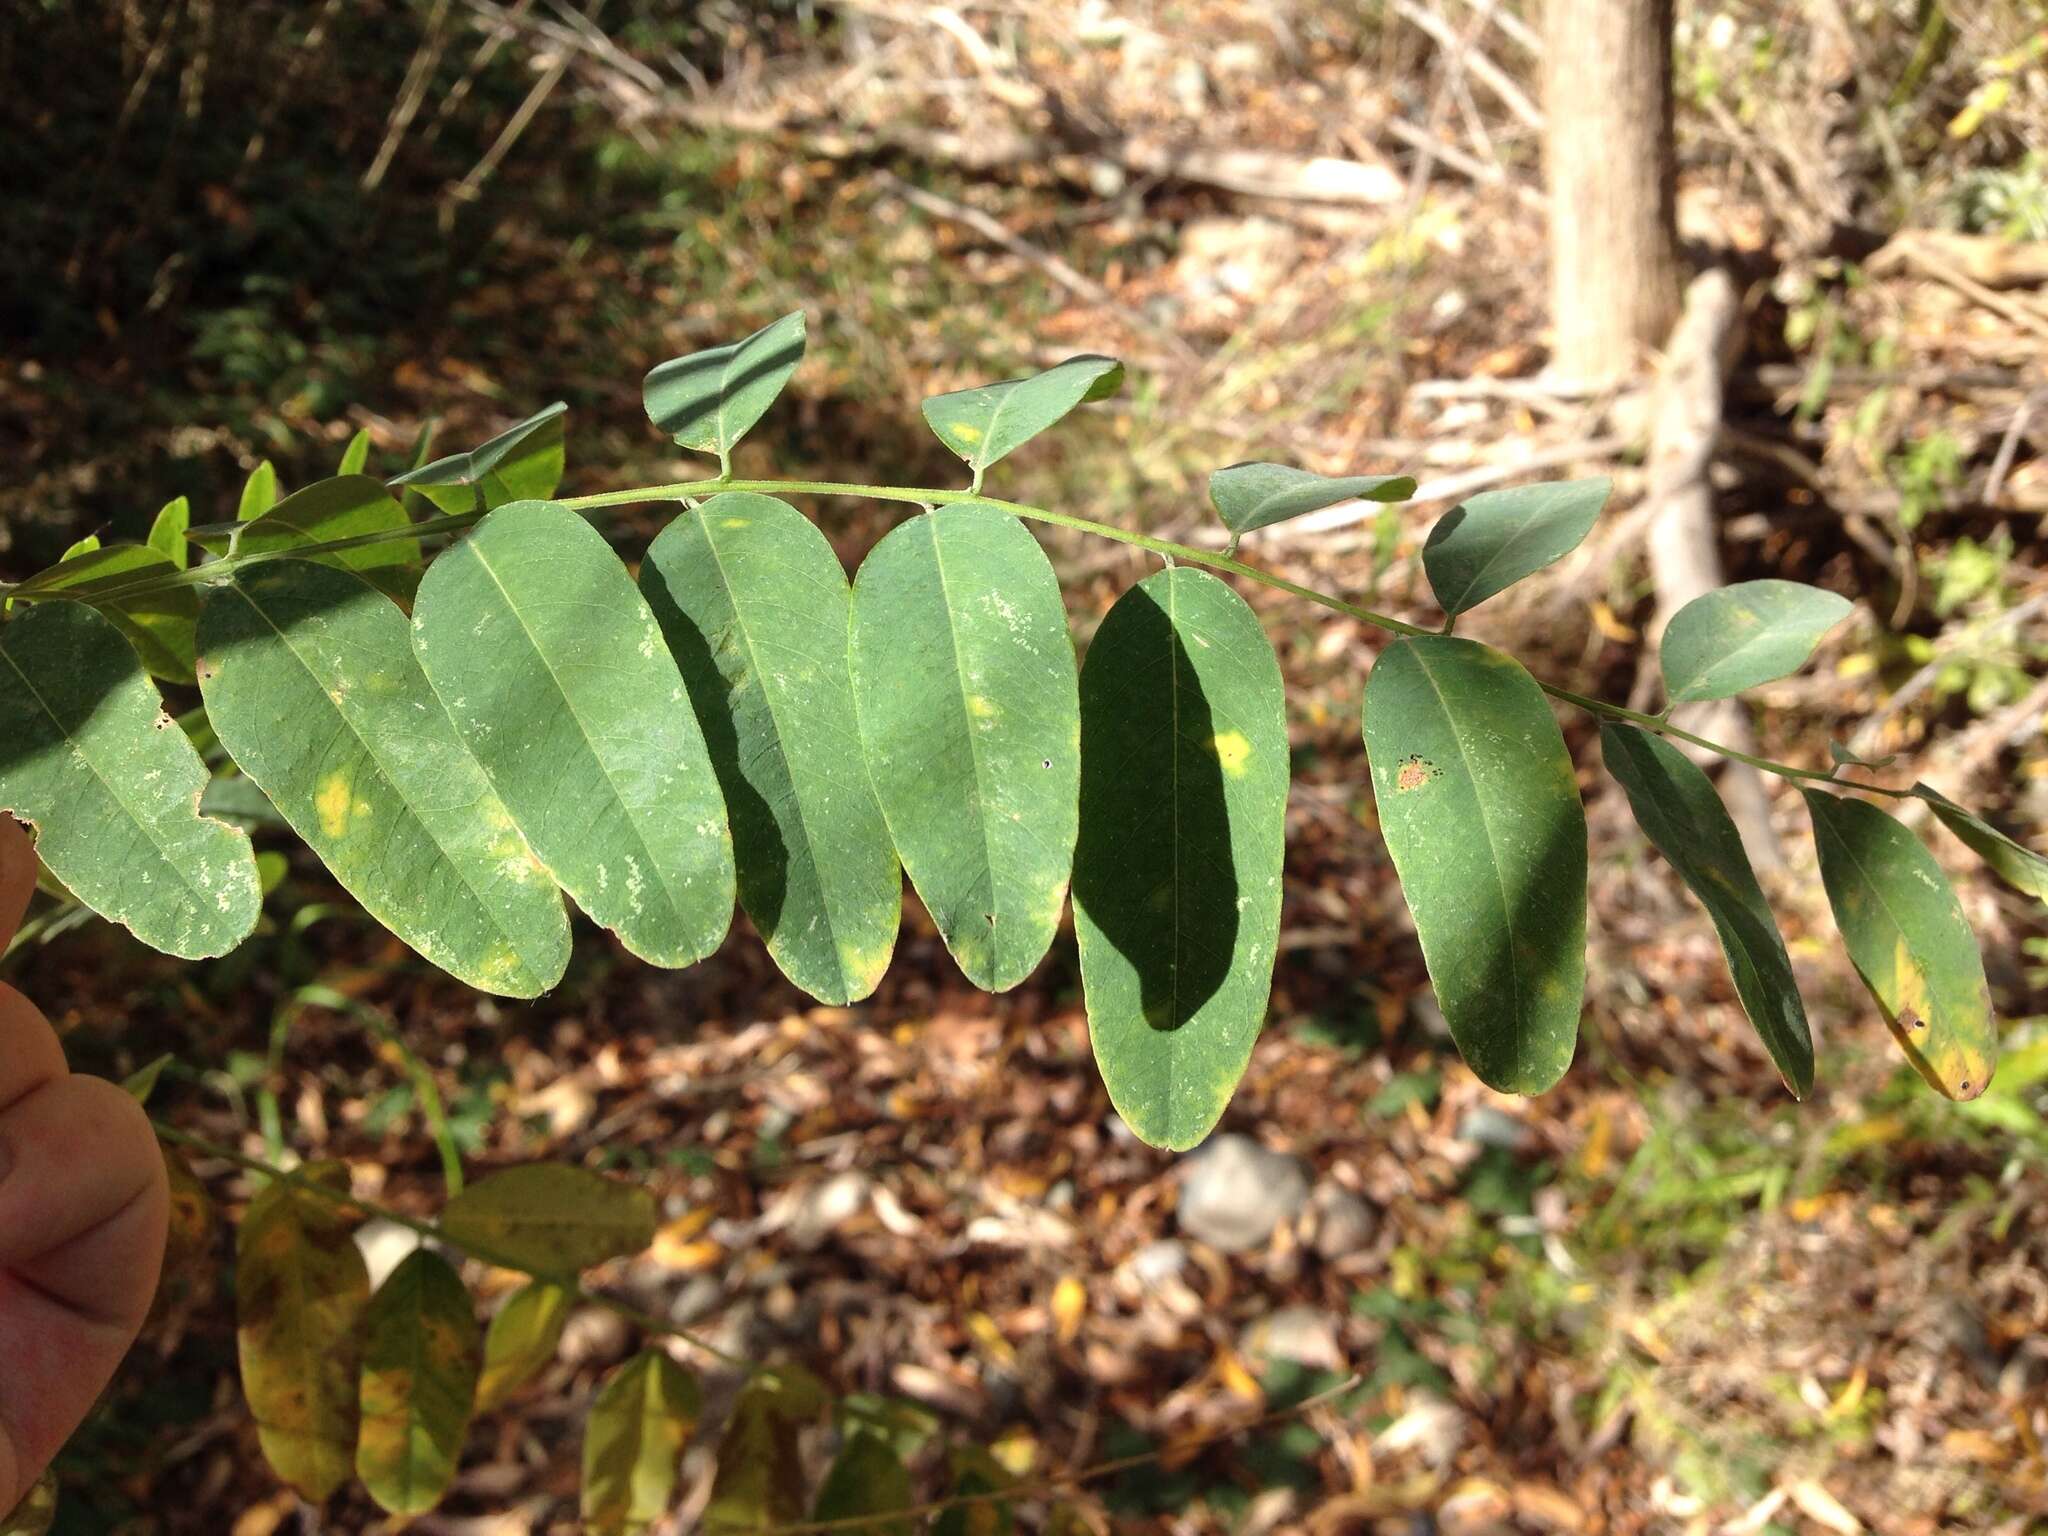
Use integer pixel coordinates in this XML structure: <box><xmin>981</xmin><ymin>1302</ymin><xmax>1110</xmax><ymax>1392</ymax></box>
<box><xmin>197</xmin><ymin>560</ymin><xmax>570</xmax><ymax>997</ymax></box>
<box><xmin>704</xmin><ymin>1371</ymin><xmax>828</xmax><ymax>1535</ymax></box>
<box><xmin>475</xmin><ymin>1282</ymin><xmax>572</xmax><ymax>1412</ymax></box>
<box><xmin>239</xmin><ymin>460</ymin><xmax>280</xmax><ymax>521</ymax></box>
<box><xmin>1912</xmin><ymin>783</ymin><xmax>2048</xmax><ymax>904</ymax></box>
<box><xmin>338</xmin><ymin>427</ymin><xmax>372</xmax><ymax>477</ymax></box>
<box><xmin>848</xmin><ymin>504</ymin><xmax>1079</xmax><ymax>990</ymax></box>
<box><xmin>148</xmin><ymin>496</ymin><xmax>192</xmax><ymax>569</ymax></box>
<box><xmin>439</xmin><ymin>1164</ymin><xmax>656</xmax><ymax>1275</ymax></box>
<box><xmin>236</xmin><ymin>1161</ymin><xmax>368</xmax><ymax>1502</ymax></box>
<box><xmin>1422</xmin><ymin>477</ymin><xmax>1609</xmax><ymax>616</ymax></box>
<box><xmin>1829</xmin><ymin>739</ymin><xmax>1895</xmax><ymax>770</ymax></box>
<box><xmin>58</xmin><ymin>534</ymin><xmax>99</xmax><ymax>561</ymax></box>
<box><xmin>357</xmin><ymin>1249</ymin><xmax>480</xmax><ymax>1515</ymax></box>
<box><xmin>413</xmin><ymin>500</ymin><xmax>735</xmax><ymax>967</ymax></box>
<box><xmin>642</xmin><ymin>493</ymin><xmax>900</xmax><ymax>1002</ymax></box>
<box><xmin>1660</xmin><ymin>580</ymin><xmax>1853</xmax><ymax>702</ymax></box>
<box><xmin>921</xmin><ymin>356</ymin><xmax>1123</xmax><ymax>489</ymax></box>
<box><xmin>390</xmin><ymin>403</ymin><xmax>567</xmax><ymax>515</ymax></box>
<box><xmin>12</xmin><ymin>543</ymin><xmax>198</xmax><ymax>681</ymax></box>
<box><xmin>122</xmin><ymin>1053</ymin><xmax>173</xmax><ymax>1104</ymax></box>
<box><xmin>643</xmin><ymin>310</ymin><xmax>806</xmax><ymax>469</ymax></box>
<box><xmin>1602</xmin><ymin>724</ymin><xmax>1812</xmax><ymax>1096</ymax></box>
<box><xmin>582</xmin><ymin>1351</ymin><xmax>701</xmax><ymax>1536</ymax></box>
<box><xmin>0</xmin><ymin>602</ymin><xmax>259</xmax><ymax>958</ymax></box>
<box><xmin>1207</xmin><ymin>462</ymin><xmax>1415</xmax><ymax>542</ymax></box>
<box><xmin>813</xmin><ymin>1432</ymin><xmax>914</xmax><ymax>1536</ymax></box>
<box><xmin>1074</xmin><ymin>567</ymin><xmax>1288</xmax><ymax>1150</ymax></box>
<box><xmin>1805</xmin><ymin>790</ymin><xmax>1996</xmax><ymax>1099</ymax></box>
<box><xmin>1364</xmin><ymin>635</ymin><xmax>1586</xmax><ymax>1093</ymax></box>
<box><xmin>194</xmin><ymin>476</ymin><xmax>421</xmax><ymax>598</ymax></box>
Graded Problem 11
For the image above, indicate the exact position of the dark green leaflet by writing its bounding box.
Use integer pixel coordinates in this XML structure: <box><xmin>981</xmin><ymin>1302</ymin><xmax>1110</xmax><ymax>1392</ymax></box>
<box><xmin>643</xmin><ymin>310</ymin><xmax>806</xmax><ymax>464</ymax></box>
<box><xmin>412</xmin><ymin>500</ymin><xmax>735</xmax><ymax>968</ymax></box>
<box><xmin>1364</xmin><ymin>635</ymin><xmax>1587</xmax><ymax>1093</ymax></box>
<box><xmin>391</xmin><ymin>403</ymin><xmax>567</xmax><ymax>514</ymax></box>
<box><xmin>1073</xmin><ymin>567</ymin><xmax>1289</xmax><ymax>1151</ymax></box>
<box><xmin>848</xmin><ymin>504</ymin><xmax>1080</xmax><ymax>991</ymax></box>
<box><xmin>1207</xmin><ymin>461</ymin><xmax>1416</xmax><ymax>540</ymax></box>
<box><xmin>0</xmin><ymin>601</ymin><xmax>259</xmax><ymax>958</ymax></box>
<box><xmin>197</xmin><ymin>560</ymin><xmax>570</xmax><ymax>997</ymax></box>
<box><xmin>1660</xmin><ymin>580</ymin><xmax>1853</xmax><ymax>702</ymax></box>
<box><xmin>642</xmin><ymin>493</ymin><xmax>900</xmax><ymax>1003</ymax></box>
<box><xmin>439</xmin><ymin>1164</ymin><xmax>656</xmax><ymax>1273</ymax></box>
<box><xmin>1421</xmin><ymin>476</ymin><xmax>1609</xmax><ymax>616</ymax></box>
<box><xmin>12</xmin><ymin>543</ymin><xmax>198</xmax><ymax>681</ymax></box>
<box><xmin>1602</xmin><ymin>723</ymin><xmax>1812</xmax><ymax>1097</ymax></box>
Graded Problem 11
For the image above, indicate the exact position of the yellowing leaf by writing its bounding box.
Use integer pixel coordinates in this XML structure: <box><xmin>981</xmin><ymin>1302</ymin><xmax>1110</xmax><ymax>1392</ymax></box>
<box><xmin>440</xmin><ymin>1164</ymin><xmax>656</xmax><ymax>1275</ymax></box>
<box><xmin>476</xmin><ymin>1282</ymin><xmax>572</xmax><ymax>1412</ymax></box>
<box><xmin>1051</xmin><ymin>1275</ymin><xmax>1086</xmax><ymax>1344</ymax></box>
<box><xmin>582</xmin><ymin>1351</ymin><xmax>701</xmax><ymax>1536</ymax></box>
<box><xmin>356</xmin><ymin>1249</ymin><xmax>480</xmax><ymax>1514</ymax></box>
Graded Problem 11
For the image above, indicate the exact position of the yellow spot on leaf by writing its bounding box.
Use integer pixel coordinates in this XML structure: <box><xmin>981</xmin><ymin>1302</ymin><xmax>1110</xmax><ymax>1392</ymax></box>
<box><xmin>315</xmin><ymin>773</ymin><xmax>354</xmax><ymax>838</ymax></box>
<box><xmin>1209</xmin><ymin>730</ymin><xmax>1252</xmax><ymax>776</ymax></box>
<box><xmin>950</xmin><ymin>422</ymin><xmax>983</xmax><ymax>444</ymax></box>
<box><xmin>966</xmin><ymin>694</ymin><xmax>998</xmax><ymax>719</ymax></box>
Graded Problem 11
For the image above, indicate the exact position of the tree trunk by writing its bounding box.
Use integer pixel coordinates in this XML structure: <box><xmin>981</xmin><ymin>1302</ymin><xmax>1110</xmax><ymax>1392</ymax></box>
<box><xmin>1542</xmin><ymin>0</ymin><xmax>1683</xmax><ymax>382</ymax></box>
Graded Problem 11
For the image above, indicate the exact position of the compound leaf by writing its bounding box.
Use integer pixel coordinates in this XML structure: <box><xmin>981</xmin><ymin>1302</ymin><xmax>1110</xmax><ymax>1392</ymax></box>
<box><xmin>921</xmin><ymin>356</ymin><xmax>1122</xmax><ymax>488</ymax></box>
<box><xmin>582</xmin><ymin>1351</ymin><xmax>701</xmax><ymax>1536</ymax></box>
<box><xmin>643</xmin><ymin>310</ymin><xmax>806</xmax><ymax>467</ymax></box>
<box><xmin>1074</xmin><ymin>567</ymin><xmax>1288</xmax><ymax>1150</ymax></box>
<box><xmin>236</xmin><ymin>1161</ymin><xmax>368</xmax><ymax>1502</ymax></box>
<box><xmin>0</xmin><ymin>601</ymin><xmax>259</xmax><ymax>958</ymax></box>
<box><xmin>848</xmin><ymin>505</ymin><xmax>1079</xmax><ymax>990</ymax></box>
<box><xmin>813</xmin><ymin>1432</ymin><xmax>914</xmax><ymax>1536</ymax></box>
<box><xmin>1804</xmin><ymin>790</ymin><xmax>1996</xmax><ymax>1099</ymax></box>
<box><xmin>197</xmin><ymin>560</ymin><xmax>570</xmax><ymax>997</ymax></box>
<box><xmin>413</xmin><ymin>500</ymin><xmax>735</xmax><ymax>968</ymax></box>
<box><xmin>1912</xmin><ymin>783</ymin><xmax>2048</xmax><ymax>904</ymax></box>
<box><xmin>1208</xmin><ymin>462</ymin><xmax>1416</xmax><ymax>541</ymax></box>
<box><xmin>390</xmin><ymin>403</ymin><xmax>567</xmax><ymax>515</ymax></box>
<box><xmin>642</xmin><ymin>492</ymin><xmax>899</xmax><ymax>1002</ymax></box>
<box><xmin>357</xmin><ymin>1249</ymin><xmax>480</xmax><ymax>1515</ymax></box>
<box><xmin>1602</xmin><ymin>723</ymin><xmax>1812</xmax><ymax>1096</ymax></box>
<box><xmin>1364</xmin><ymin>635</ymin><xmax>1586</xmax><ymax>1093</ymax></box>
<box><xmin>1422</xmin><ymin>477</ymin><xmax>1610</xmax><ymax>616</ymax></box>
<box><xmin>1661</xmin><ymin>580</ymin><xmax>1853</xmax><ymax>702</ymax></box>
<box><xmin>12</xmin><ymin>543</ymin><xmax>198</xmax><ymax>682</ymax></box>
<box><xmin>476</xmin><ymin>1281</ymin><xmax>572</xmax><ymax>1412</ymax></box>
<box><xmin>440</xmin><ymin>1164</ymin><xmax>655</xmax><ymax>1275</ymax></box>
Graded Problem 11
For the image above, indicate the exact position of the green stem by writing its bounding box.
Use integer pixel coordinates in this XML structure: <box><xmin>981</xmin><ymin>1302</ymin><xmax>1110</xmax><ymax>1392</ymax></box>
<box><xmin>150</xmin><ymin>1120</ymin><xmax>747</xmax><ymax>1368</ymax></box>
<box><xmin>23</xmin><ymin>472</ymin><xmax>1873</xmax><ymax>794</ymax></box>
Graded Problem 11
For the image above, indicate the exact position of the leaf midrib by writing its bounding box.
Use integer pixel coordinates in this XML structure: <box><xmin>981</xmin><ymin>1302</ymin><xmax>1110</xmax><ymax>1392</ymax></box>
<box><xmin>924</xmin><ymin>516</ymin><xmax>1005</xmax><ymax>980</ymax></box>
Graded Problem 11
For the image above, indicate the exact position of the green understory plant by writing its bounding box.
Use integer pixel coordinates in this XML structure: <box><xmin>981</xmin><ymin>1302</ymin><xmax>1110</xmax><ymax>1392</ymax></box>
<box><xmin>2</xmin><ymin>310</ymin><xmax>2042</xmax><ymax>1528</ymax></box>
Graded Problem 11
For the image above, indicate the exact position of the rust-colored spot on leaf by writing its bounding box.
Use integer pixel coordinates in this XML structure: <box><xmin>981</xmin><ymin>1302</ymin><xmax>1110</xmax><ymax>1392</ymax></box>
<box><xmin>1395</xmin><ymin>755</ymin><xmax>1439</xmax><ymax>792</ymax></box>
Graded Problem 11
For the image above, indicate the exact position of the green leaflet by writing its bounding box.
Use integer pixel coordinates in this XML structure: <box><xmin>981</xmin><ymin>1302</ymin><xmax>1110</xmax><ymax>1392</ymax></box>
<box><xmin>1660</xmin><ymin>580</ymin><xmax>1853</xmax><ymax>702</ymax></box>
<box><xmin>705</xmin><ymin>1370</ymin><xmax>828</xmax><ymax>1536</ymax></box>
<box><xmin>642</xmin><ymin>493</ymin><xmax>900</xmax><ymax>1002</ymax></box>
<box><xmin>1913</xmin><ymin>782</ymin><xmax>2048</xmax><ymax>904</ymax></box>
<box><xmin>643</xmin><ymin>310</ymin><xmax>806</xmax><ymax>468</ymax></box>
<box><xmin>848</xmin><ymin>504</ymin><xmax>1080</xmax><ymax>990</ymax></box>
<box><xmin>1207</xmin><ymin>461</ymin><xmax>1416</xmax><ymax>541</ymax></box>
<box><xmin>1364</xmin><ymin>635</ymin><xmax>1586</xmax><ymax>1094</ymax></box>
<box><xmin>932</xmin><ymin>1448</ymin><xmax>1015</xmax><ymax>1536</ymax></box>
<box><xmin>194</xmin><ymin>475</ymin><xmax>422</xmax><ymax>597</ymax></box>
<box><xmin>235</xmin><ymin>1162</ymin><xmax>368</xmax><ymax>1503</ymax></box>
<box><xmin>581</xmin><ymin>1351</ymin><xmax>701</xmax><ymax>1536</ymax></box>
<box><xmin>0</xmin><ymin>601</ymin><xmax>259</xmax><ymax>958</ymax></box>
<box><xmin>921</xmin><ymin>356</ymin><xmax>1123</xmax><ymax>489</ymax></box>
<box><xmin>412</xmin><ymin>500</ymin><xmax>735</xmax><ymax>968</ymax></box>
<box><xmin>357</xmin><ymin>1249</ymin><xmax>480</xmax><ymax>1515</ymax></box>
<box><xmin>390</xmin><ymin>403</ymin><xmax>567</xmax><ymax>515</ymax></box>
<box><xmin>476</xmin><ymin>1281</ymin><xmax>572</xmax><ymax>1412</ymax></box>
<box><xmin>12</xmin><ymin>542</ymin><xmax>198</xmax><ymax>681</ymax></box>
<box><xmin>1073</xmin><ymin>567</ymin><xmax>1288</xmax><ymax>1151</ymax></box>
<box><xmin>239</xmin><ymin>459</ymin><xmax>281</xmax><ymax>521</ymax></box>
<box><xmin>1804</xmin><ymin>790</ymin><xmax>1996</xmax><ymax>1100</ymax></box>
<box><xmin>812</xmin><ymin>1432</ymin><xmax>914</xmax><ymax>1536</ymax></box>
<box><xmin>439</xmin><ymin>1164</ymin><xmax>656</xmax><ymax>1274</ymax></box>
<box><xmin>338</xmin><ymin>427</ymin><xmax>372</xmax><ymax>476</ymax></box>
<box><xmin>1422</xmin><ymin>477</ymin><xmax>1609</xmax><ymax>616</ymax></box>
<box><xmin>148</xmin><ymin>495</ymin><xmax>192</xmax><ymax>569</ymax></box>
<box><xmin>197</xmin><ymin>560</ymin><xmax>570</xmax><ymax>997</ymax></box>
<box><xmin>1601</xmin><ymin>724</ymin><xmax>1813</xmax><ymax>1097</ymax></box>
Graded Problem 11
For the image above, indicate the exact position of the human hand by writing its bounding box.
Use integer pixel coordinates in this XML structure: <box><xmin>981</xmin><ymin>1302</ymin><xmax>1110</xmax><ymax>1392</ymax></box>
<box><xmin>0</xmin><ymin>815</ymin><xmax>169</xmax><ymax>1514</ymax></box>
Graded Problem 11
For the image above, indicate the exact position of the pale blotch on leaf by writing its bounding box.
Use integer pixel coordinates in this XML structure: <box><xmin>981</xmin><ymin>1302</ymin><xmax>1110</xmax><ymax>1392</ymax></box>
<box><xmin>1209</xmin><ymin>730</ymin><xmax>1253</xmax><ymax>777</ymax></box>
<box><xmin>315</xmin><ymin>773</ymin><xmax>361</xmax><ymax>837</ymax></box>
<box><xmin>1395</xmin><ymin>755</ymin><xmax>1440</xmax><ymax>792</ymax></box>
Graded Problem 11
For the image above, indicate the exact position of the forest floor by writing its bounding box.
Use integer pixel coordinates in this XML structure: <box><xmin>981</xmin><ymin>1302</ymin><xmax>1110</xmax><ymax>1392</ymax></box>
<box><xmin>7</xmin><ymin>3</ymin><xmax>2048</xmax><ymax>1533</ymax></box>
